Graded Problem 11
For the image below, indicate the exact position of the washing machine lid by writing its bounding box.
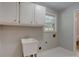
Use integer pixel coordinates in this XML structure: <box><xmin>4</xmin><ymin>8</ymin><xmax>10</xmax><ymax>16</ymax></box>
<box><xmin>21</xmin><ymin>38</ymin><xmax>38</xmax><ymax>44</ymax></box>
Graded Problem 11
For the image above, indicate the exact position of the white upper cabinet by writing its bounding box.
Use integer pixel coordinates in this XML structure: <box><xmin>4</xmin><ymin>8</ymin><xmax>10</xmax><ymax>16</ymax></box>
<box><xmin>35</xmin><ymin>5</ymin><xmax>46</xmax><ymax>26</ymax></box>
<box><xmin>0</xmin><ymin>2</ymin><xmax>46</xmax><ymax>26</ymax></box>
<box><xmin>20</xmin><ymin>3</ymin><xmax>46</xmax><ymax>26</ymax></box>
<box><xmin>20</xmin><ymin>3</ymin><xmax>35</xmax><ymax>25</ymax></box>
<box><xmin>0</xmin><ymin>2</ymin><xmax>18</xmax><ymax>25</ymax></box>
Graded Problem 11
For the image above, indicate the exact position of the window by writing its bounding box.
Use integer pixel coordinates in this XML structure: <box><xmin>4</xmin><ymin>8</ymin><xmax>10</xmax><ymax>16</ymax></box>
<box><xmin>44</xmin><ymin>14</ymin><xmax>56</xmax><ymax>32</ymax></box>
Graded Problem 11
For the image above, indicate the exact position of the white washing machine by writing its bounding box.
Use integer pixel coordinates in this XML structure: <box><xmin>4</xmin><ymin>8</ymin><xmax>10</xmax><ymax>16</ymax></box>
<box><xmin>21</xmin><ymin>38</ymin><xmax>38</xmax><ymax>57</ymax></box>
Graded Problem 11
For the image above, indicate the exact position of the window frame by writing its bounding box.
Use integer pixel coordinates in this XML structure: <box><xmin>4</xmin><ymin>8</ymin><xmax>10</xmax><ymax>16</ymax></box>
<box><xmin>43</xmin><ymin>12</ymin><xmax>57</xmax><ymax>32</ymax></box>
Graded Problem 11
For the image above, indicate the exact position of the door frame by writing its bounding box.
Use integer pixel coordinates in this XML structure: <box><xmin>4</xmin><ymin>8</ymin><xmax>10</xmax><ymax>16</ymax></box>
<box><xmin>73</xmin><ymin>9</ymin><xmax>79</xmax><ymax>54</ymax></box>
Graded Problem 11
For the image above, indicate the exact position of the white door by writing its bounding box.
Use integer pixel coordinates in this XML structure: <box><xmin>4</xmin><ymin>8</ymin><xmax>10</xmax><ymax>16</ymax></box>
<box><xmin>35</xmin><ymin>5</ymin><xmax>46</xmax><ymax>26</ymax></box>
<box><xmin>0</xmin><ymin>2</ymin><xmax>18</xmax><ymax>25</ymax></box>
<box><xmin>20</xmin><ymin>3</ymin><xmax>35</xmax><ymax>25</ymax></box>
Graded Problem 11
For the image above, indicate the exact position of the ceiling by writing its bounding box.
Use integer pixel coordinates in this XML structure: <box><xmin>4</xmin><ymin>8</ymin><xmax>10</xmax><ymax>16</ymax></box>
<box><xmin>34</xmin><ymin>2</ymin><xmax>78</xmax><ymax>11</ymax></box>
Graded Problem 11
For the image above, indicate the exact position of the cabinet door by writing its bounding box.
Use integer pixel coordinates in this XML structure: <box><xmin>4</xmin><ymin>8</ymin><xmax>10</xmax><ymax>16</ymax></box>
<box><xmin>0</xmin><ymin>2</ymin><xmax>18</xmax><ymax>25</ymax></box>
<box><xmin>20</xmin><ymin>3</ymin><xmax>35</xmax><ymax>25</ymax></box>
<box><xmin>35</xmin><ymin>5</ymin><xmax>46</xmax><ymax>26</ymax></box>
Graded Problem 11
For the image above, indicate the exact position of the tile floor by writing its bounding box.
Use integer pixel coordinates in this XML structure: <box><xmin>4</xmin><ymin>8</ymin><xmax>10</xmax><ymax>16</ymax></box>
<box><xmin>37</xmin><ymin>47</ymin><xmax>76</xmax><ymax>57</ymax></box>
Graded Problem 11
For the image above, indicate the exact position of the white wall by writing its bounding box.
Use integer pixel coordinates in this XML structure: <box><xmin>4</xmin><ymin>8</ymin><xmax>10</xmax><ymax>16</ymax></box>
<box><xmin>0</xmin><ymin>25</ymin><xmax>58</xmax><ymax>57</ymax></box>
<box><xmin>58</xmin><ymin>4</ymin><xmax>79</xmax><ymax>51</ymax></box>
<box><xmin>0</xmin><ymin>25</ymin><xmax>43</xmax><ymax>57</ymax></box>
<box><xmin>41</xmin><ymin>8</ymin><xmax>58</xmax><ymax>51</ymax></box>
<box><xmin>42</xmin><ymin>32</ymin><xmax>58</xmax><ymax>50</ymax></box>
